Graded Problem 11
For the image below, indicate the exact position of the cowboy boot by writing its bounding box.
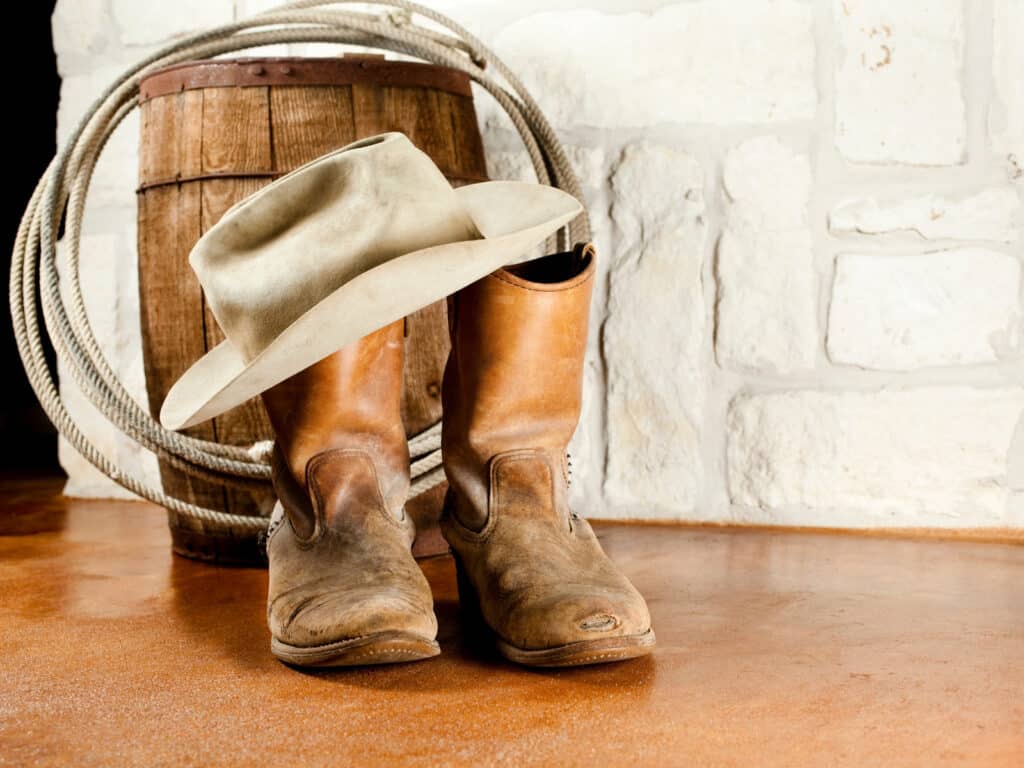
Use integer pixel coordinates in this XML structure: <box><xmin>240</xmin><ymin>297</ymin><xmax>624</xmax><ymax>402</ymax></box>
<box><xmin>261</xmin><ymin>320</ymin><xmax>439</xmax><ymax>667</ymax></box>
<box><xmin>441</xmin><ymin>243</ymin><xmax>655</xmax><ymax>667</ymax></box>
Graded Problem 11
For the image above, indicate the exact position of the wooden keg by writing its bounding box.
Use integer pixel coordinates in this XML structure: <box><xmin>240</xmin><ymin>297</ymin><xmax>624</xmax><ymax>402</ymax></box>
<box><xmin>136</xmin><ymin>55</ymin><xmax>487</xmax><ymax>565</ymax></box>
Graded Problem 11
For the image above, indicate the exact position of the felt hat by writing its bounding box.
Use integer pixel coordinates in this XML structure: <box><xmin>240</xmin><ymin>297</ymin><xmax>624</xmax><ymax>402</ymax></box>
<box><xmin>159</xmin><ymin>132</ymin><xmax>581</xmax><ymax>430</ymax></box>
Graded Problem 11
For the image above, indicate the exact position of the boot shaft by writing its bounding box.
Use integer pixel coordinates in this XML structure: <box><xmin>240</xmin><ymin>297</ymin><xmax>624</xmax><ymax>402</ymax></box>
<box><xmin>262</xmin><ymin>319</ymin><xmax>410</xmax><ymax>531</ymax></box>
<box><xmin>442</xmin><ymin>244</ymin><xmax>595</xmax><ymax>526</ymax></box>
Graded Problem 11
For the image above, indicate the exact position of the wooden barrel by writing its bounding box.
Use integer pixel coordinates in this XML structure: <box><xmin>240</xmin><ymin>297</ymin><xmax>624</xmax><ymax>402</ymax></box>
<box><xmin>137</xmin><ymin>55</ymin><xmax>486</xmax><ymax>565</ymax></box>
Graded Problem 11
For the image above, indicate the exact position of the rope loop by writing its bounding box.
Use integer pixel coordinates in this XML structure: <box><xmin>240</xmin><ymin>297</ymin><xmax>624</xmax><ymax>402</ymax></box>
<box><xmin>9</xmin><ymin>0</ymin><xmax>588</xmax><ymax>531</ymax></box>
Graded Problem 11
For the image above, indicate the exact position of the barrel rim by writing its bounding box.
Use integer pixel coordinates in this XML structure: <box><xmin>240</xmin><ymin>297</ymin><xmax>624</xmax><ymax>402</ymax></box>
<box><xmin>139</xmin><ymin>56</ymin><xmax>473</xmax><ymax>102</ymax></box>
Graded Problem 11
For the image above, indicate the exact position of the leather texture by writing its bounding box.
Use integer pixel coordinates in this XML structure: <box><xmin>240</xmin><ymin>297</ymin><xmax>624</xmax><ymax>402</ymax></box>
<box><xmin>440</xmin><ymin>244</ymin><xmax>653</xmax><ymax>658</ymax></box>
<box><xmin>262</xmin><ymin>321</ymin><xmax>438</xmax><ymax>660</ymax></box>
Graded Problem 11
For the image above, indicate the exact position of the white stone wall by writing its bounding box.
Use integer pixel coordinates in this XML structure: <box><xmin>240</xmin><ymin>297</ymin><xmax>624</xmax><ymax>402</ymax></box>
<box><xmin>52</xmin><ymin>0</ymin><xmax>1024</xmax><ymax>530</ymax></box>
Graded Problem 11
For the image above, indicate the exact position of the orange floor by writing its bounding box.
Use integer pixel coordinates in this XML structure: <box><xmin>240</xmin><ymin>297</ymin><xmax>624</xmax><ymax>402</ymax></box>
<box><xmin>1</xmin><ymin>476</ymin><xmax>1022</xmax><ymax>767</ymax></box>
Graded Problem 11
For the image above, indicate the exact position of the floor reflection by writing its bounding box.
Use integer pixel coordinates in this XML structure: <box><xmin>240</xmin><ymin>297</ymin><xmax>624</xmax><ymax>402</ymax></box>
<box><xmin>4</xmin><ymin>486</ymin><xmax>1019</xmax><ymax>766</ymax></box>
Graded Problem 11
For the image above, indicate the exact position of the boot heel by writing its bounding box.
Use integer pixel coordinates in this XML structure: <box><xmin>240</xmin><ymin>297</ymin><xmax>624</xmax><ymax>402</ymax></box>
<box><xmin>452</xmin><ymin>552</ymin><xmax>486</xmax><ymax>628</ymax></box>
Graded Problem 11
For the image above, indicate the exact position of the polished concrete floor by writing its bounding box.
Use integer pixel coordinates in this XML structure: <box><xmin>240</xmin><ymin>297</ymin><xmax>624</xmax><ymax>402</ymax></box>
<box><xmin>1</xmin><ymin>476</ymin><xmax>1022</xmax><ymax>767</ymax></box>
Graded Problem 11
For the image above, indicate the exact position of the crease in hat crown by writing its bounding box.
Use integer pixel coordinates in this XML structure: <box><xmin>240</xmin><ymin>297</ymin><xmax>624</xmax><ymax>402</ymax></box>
<box><xmin>189</xmin><ymin>132</ymin><xmax>480</xmax><ymax>363</ymax></box>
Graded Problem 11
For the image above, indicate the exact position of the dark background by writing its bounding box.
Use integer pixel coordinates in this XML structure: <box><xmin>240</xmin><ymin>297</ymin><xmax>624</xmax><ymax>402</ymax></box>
<box><xmin>3</xmin><ymin>0</ymin><xmax>60</xmax><ymax>472</ymax></box>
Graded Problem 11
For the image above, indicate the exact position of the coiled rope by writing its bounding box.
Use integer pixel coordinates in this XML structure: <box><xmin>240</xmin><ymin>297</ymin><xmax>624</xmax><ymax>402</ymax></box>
<box><xmin>9</xmin><ymin>0</ymin><xmax>589</xmax><ymax>533</ymax></box>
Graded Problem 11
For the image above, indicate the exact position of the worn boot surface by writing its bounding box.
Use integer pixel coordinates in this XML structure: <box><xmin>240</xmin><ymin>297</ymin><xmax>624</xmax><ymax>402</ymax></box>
<box><xmin>441</xmin><ymin>245</ymin><xmax>654</xmax><ymax>666</ymax></box>
<box><xmin>263</xmin><ymin>321</ymin><xmax>438</xmax><ymax>667</ymax></box>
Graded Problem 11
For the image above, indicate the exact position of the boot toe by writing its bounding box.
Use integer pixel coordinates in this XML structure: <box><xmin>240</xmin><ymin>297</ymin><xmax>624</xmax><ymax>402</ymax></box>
<box><xmin>502</xmin><ymin>584</ymin><xmax>651</xmax><ymax>650</ymax></box>
<box><xmin>272</xmin><ymin>583</ymin><xmax>437</xmax><ymax>648</ymax></box>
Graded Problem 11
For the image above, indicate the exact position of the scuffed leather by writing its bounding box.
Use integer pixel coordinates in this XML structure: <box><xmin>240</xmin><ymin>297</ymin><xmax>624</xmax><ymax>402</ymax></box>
<box><xmin>441</xmin><ymin>245</ymin><xmax>652</xmax><ymax>650</ymax></box>
<box><xmin>261</xmin><ymin>321</ymin><xmax>436</xmax><ymax>649</ymax></box>
<box><xmin>266</xmin><ymin>448</ymin><xmax>436</xmax><ymax>648</ymax></box>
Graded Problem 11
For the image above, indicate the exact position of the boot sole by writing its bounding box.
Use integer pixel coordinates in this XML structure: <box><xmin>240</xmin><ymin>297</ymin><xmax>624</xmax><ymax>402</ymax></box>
<box><xmin>271</xmin><ymin>631</ymin><xmax>440</xmax><ymax>668</ymax></box>
<box><xmin>454</xmin><ymin>553</ymin><xmax>656</xmax><ymax>668</ymax></box>
<box><xmin>496</xmin><ymin>628</ymin><xmax>655</xmax><ymax>667</ymax></box>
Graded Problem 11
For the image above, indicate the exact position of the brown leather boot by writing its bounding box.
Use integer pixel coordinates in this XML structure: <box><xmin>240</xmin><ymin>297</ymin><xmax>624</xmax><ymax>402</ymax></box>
<box><xmin>441</xmin><ymin>244</ymin><xmax>655</xmax><ymax>667</ymax></box>
<box><xmin>261</xmin><ymin>320</ymin><xmax>439</xmax><ymax>667</ymax></box>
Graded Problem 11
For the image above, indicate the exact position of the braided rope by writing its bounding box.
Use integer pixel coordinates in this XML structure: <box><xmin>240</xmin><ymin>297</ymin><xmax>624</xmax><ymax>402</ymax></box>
<box><xmin>9</xmin><ymin>0</ymin><xmax>589</xmax><ymax>531</ymax></box>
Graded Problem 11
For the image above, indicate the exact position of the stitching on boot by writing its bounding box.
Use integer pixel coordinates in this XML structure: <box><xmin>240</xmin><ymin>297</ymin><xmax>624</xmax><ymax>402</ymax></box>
<box><xmin>497</xmin><ymin>449</ymin><xmax>576</xmax><ymax>535</ymax></box>
<box><xmin>443</xmin><ymin>450</ymin><xmax>549</xmax><ymax>544</ymax></box>
<box><xmin>440</xmin><ymin>449</ymin><xmax>545</xmax><ymax>545</ymax></box>
<box><xmin>271</xmin><ymin>447</ymin><xmax>319</xmax><ymax>547</ymax></box>
<box><xmin>443</xmin><ymin>450</ymin><xmax>566</xmax><ymax>545</ymax></box>
<box><xmin>442</xmin><ymin>487</ymin><xmax>499</xmax><ymax>545</ymax></box>
<box><xmin>307</xmin><ymin>448</ymin><xmax>406</xmax><ymax>533</ymax></box>
<box><xmin>266</xmin><ymin>501</ymin><xmax>287</xmax><ymax>543</ymax></box>
<box><xmin>491</xmin><ymin>449</ymin><xmax>558</xmax><ymax>529</ymax></box>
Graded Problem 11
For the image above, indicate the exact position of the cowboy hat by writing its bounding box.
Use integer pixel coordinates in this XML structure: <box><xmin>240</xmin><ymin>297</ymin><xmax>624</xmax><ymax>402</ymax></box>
<box><xmin>159</xmin><ymin>132</ymin><xmax>582</xmax><ymax>431</ymax></box>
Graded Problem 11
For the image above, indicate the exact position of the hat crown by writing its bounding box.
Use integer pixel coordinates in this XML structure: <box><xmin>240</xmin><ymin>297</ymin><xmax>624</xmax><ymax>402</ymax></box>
<box><xmin>189</xmin><ymin>133</ymin><xmax>479</xmax><ymax>362</ymax></box>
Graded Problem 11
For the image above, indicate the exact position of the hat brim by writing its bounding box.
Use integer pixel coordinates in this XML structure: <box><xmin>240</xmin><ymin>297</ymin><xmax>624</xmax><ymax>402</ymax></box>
<box><xmin>160</xmin><ymin>181</ymin><xmax>582</xmax><ymax>431</ymax></box>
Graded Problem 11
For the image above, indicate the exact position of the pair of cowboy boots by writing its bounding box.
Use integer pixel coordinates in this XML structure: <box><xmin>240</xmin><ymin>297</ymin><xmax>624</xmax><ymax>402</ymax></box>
<box><xmin>262</xmin><ymin>244</ymin><xmax>654</xmax><ymax>667</ymax></box>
